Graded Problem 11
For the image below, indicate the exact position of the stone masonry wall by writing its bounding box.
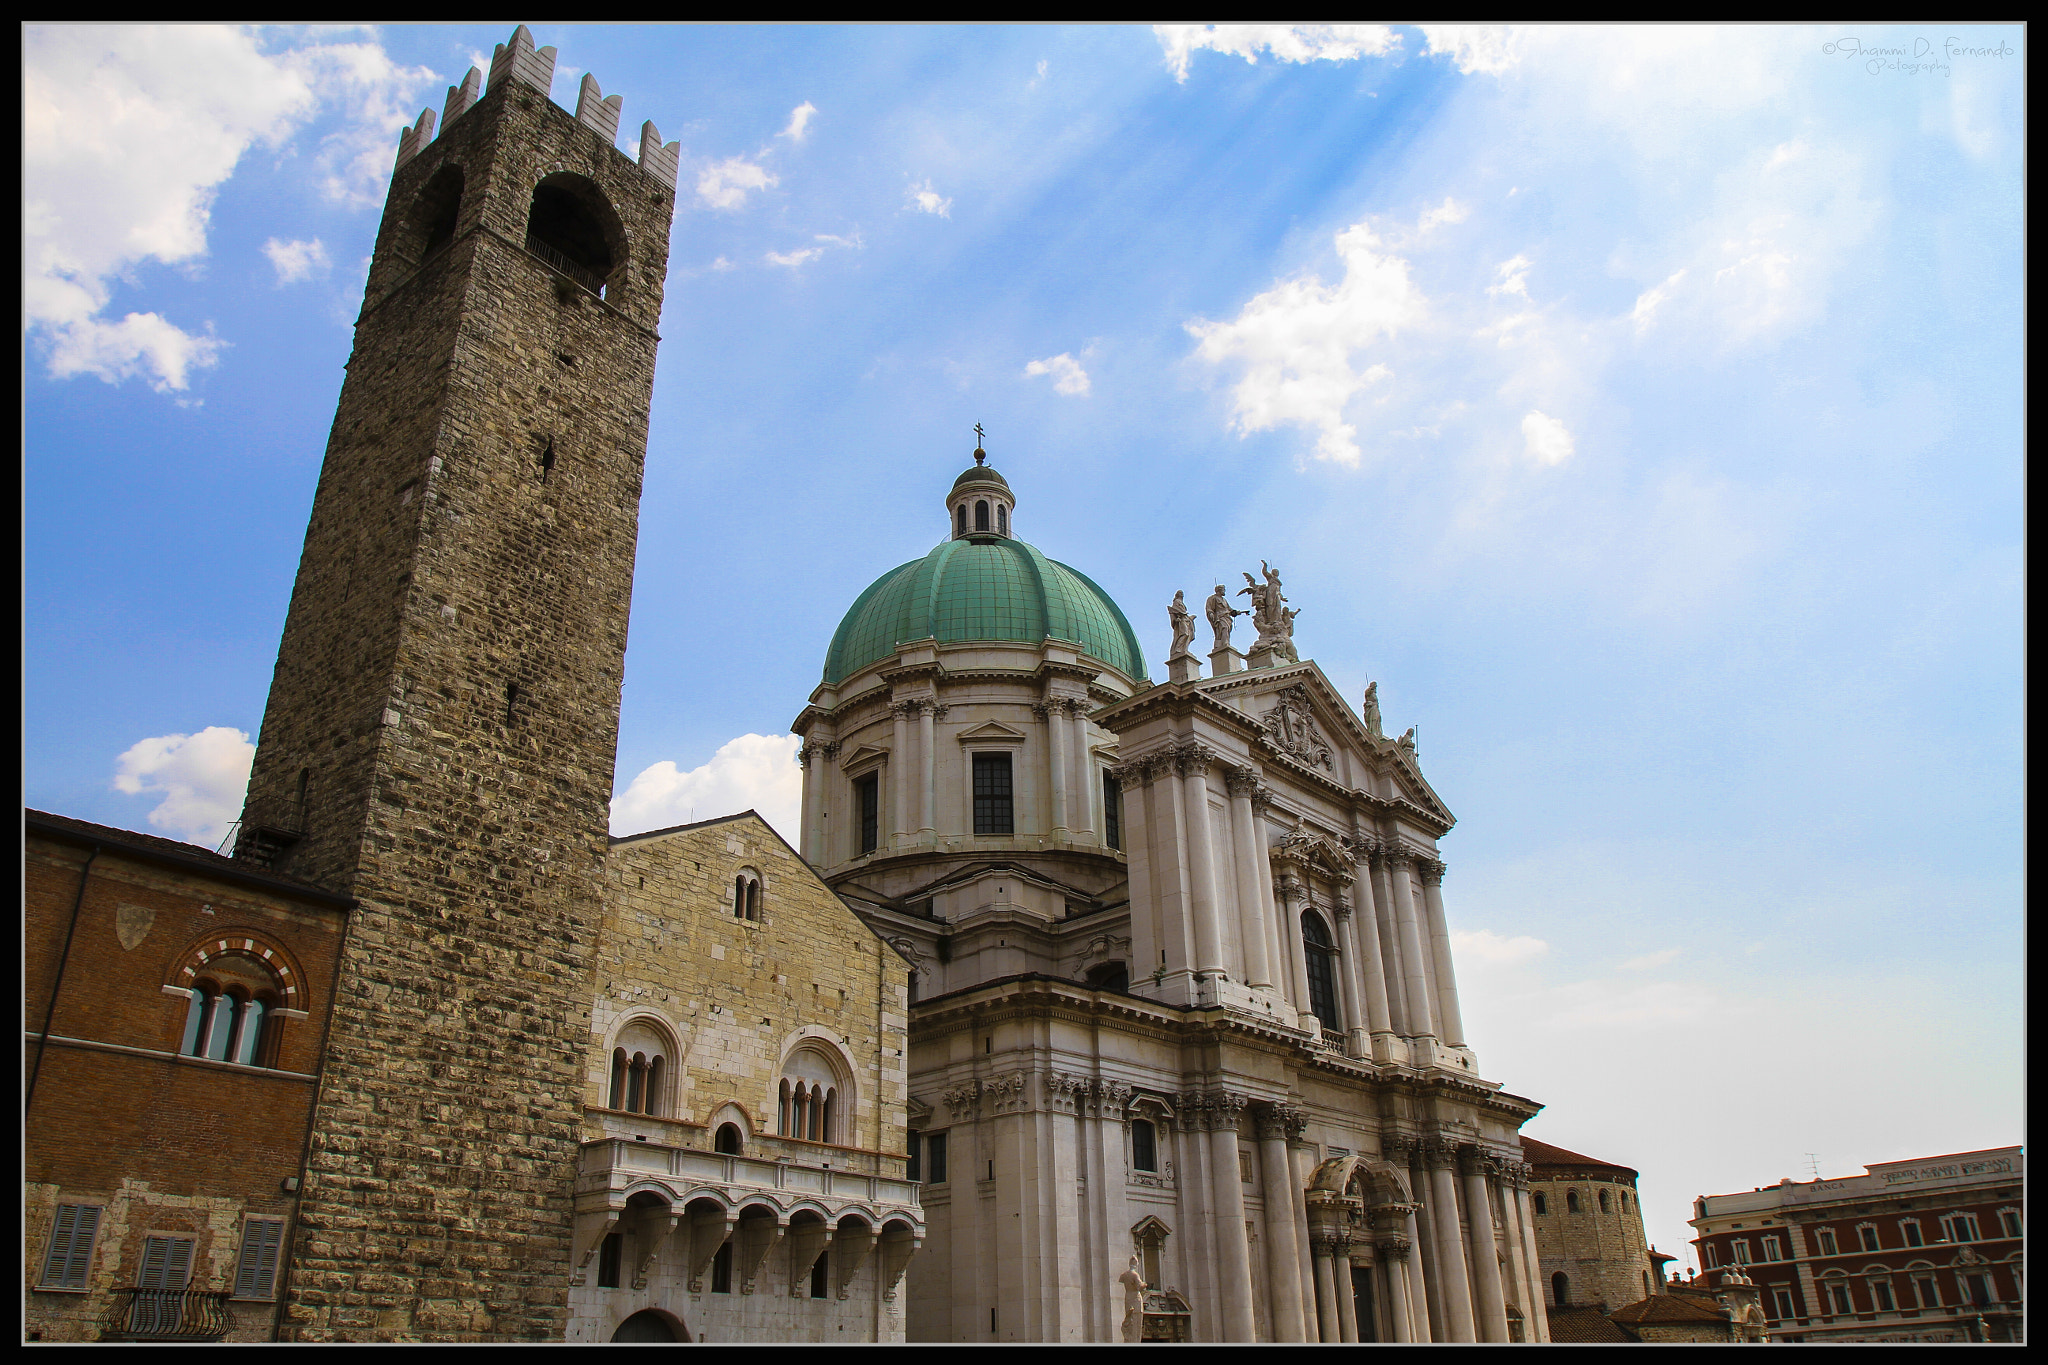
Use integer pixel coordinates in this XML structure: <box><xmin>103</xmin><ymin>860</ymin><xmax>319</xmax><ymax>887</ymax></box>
<box><xmin>248</xmin><ymin>71</ymin><xmax>676</xmax><ymax>1341</ymax></box>
<box><xmin>1530</xmin><ymin>1170</ymin><xmax>1652</xmax><ymax>1311</ymax></box>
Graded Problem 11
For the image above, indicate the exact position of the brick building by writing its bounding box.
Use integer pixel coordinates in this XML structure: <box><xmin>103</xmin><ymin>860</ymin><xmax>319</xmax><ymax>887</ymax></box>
<box><xmin>1690</xmin><ymin>1147</ymin><xmax>2024</xmax><ymax>1343</ymax></box>
<box><xmin>1522</xmin><ymin>1137</ymin><xmax>1659</xmax><ymax>1314</ymax></box>
<box><xmin>25</xmin><ymin>811</ymin><xmax>351</xmax><ymax>1342</ymax></box>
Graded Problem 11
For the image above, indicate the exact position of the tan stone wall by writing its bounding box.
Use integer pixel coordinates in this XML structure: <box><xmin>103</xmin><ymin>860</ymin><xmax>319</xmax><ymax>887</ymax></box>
<box><xmin>1530</xmin><ymin>1171</ymin><xmax>1652</xmax><ymax>1311</ymax></box>
<box><xmin>594</xmin><ymin>814</ymin><xmax>910</xmax><ymax>1162</ymax></box>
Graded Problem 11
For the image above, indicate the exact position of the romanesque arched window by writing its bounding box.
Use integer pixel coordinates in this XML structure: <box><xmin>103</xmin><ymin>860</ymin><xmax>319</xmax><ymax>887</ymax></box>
<box><xmin>997</xmin><ymin>504</ymin><xmax>1007</xmax><ymax>535</ymax></box>
<box><xmin>975</xmin><ymin>500</ymin><xmax>989</xmax><ymax>533</ymax></box>
<box><xmin>179</xmin><ymin>951</ymin><xmax>284</xmax><ymax>1068</ymax></box>
<box><xmin>608</xmin><ymin>1019</ymin><xmax>672</xmax><ymax>1116</ymax></box>
<box><xmin>715</xmin><ymin>1123</ymin><xmax>744</xmax><ymax>1155</ymax></box>
<box><xmin>1566</xmin><ymin>1190</ymin><xmax>1581</xmax><ymax>1213</ymax></box>
<box><xmin>956</xmin><ymin>504</ymin><xmax>967</xmax><ymax>537</ymax></box>
<box><xmin>1301</xmin><ymin>910</ymin><xmax>1339</xmax><ymax>1028</ymax></box>
<box><xmin>1552</xmin><ymin>1271</ymin><xmax>1570</xmax><ymax>1306</ymax></box>
<box><xmin>1600</xmin><ymin>1189</ymin><xmax>1612</xmax><ymax>1213</ymax></box>
<box><xmin>778</xmin><ymin>1044</ymin><xmax>848</xmax><ymax>1144</ymax></box>
<box><xmin>524</xmin><ymin>172</ymin><xmax>624</xmax><ymax>298</ymax></box>
<box><xmin>733</xmin><ymin>868</ymin><xmax>762</xmax><ymax>921</ymax></box>
<box><xmin>1533</xmin><ymin>1192</ymin><xmax>1547</xmax><ymax>1215</ymax></box>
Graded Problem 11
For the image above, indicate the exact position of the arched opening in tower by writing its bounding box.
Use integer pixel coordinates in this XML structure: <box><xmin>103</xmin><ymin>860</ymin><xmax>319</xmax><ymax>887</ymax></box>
<box><xmin>525</xmin><ymin>173</ymin><xmax>623</xmax><ymax>296</ymax></box>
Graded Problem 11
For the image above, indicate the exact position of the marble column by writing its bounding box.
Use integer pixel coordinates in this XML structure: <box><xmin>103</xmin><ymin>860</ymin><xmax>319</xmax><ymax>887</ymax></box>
<box><xmin>1225</xmin><ymin>768</ymin><xmax>1274</xmax><ymax>989</ymax></box>
<box><xmin>1205</xmin><ymin>1097</ymin><xmax>1257</xmax><ymax>1341</ymax></box>
<box><xmin>1066</xmin><ymin>701</ymin><xmax>1095</xmax><ymax>840</ymax></box>
<box><xmin>889</xmin><ymin>701</ymin><xmax>913</xmax><ymax>847</ymax></box>
<box><xmin>1513</xmin><ymin>1172</ymin><xmax>1550</xmax><ymax>1342</ymax></box>
<box><xmin>1347</xmin><ymin>849</ymin><xmax>1397</xmax><ymax>1058</ymax></box>
<box><xmin>1497</xmin><ymin>1160</ymin><xmax>1531</xmax><ymax>1339</ymax></box>
<box><xmin>1310</xmin><ymin>1230</ymin><xmax>1339</xmax><ymax>1342</ymax></box>
<box><xmin>918</xmin><ymin>703</ymin><xmax>941</xmax><ymax>839</ymax></box>
<box><xmin>1289</xmin><ymin>1139</ymin><xmax>1319</xmax><ymax>1337</ymax></box>
<box><xmin>1177</xmin><ymin>743</ymin><xmax>1227</xmax><ymax>986</ymax></box>
<box><xmin>1424</xmin><ymin>1141</ymin><xmax>1476</xmax><ymax>1342</ymax></box>
<box><xmin>1420</xmin><ymin>861</ymin><xmax>1467</xmax><ymax>1049</ymax></box>
<box><xmin>1379</xmin><ymin>1236</ymin><xmax>1417</xmax><ymax>1342</ymax></box>
<box><xmin>1331</xmin><ymin>892</ymin><xmax>1367</xmax><ymax>1057</ymax></box>
<box><xmin>1403</xmin><ymin>1202</ymin><xmax>1433</xmax><ymax>1341</ymax></box>
<box><xmin>1333</xmin><ymin>1238</ymin><xmax>1361</xmax><ymax>1342</ymax></box>
<box><xmin>1256</xmin><ymin>1107</ymin><xmax>1308</xmax><ymax>1342</ymax></box>
<box><xmin>797</xmin><ymin>741</ymin><xmax>818</xmax><ymax>864</ymax></box>
<box><xmin>798</xmin><ymin>740</ymin><xmax>837</xmax><ymax>866</ymax></box>
<box><xmin>1275</xmin><ymin>873</ymin><xmax>1317</xmax><ymax>1032</ymax></box>
<box><xmin>1041</xmin><ymin>702</ymin><xmax>1070</xmax><ymax>839</ymax></box>
<box><xmin>1369</xmin><ymin>852</ymin><xmax>1410</xmax><ymax>1035</ymax></box>
<box><xmin>1387</xmin><ymin>851</ymin><xmax>1436</xmax><ymax>1042</ymax></box>
<box><xmin>1461</xmin><ymin>1150</ymin><xmax>1510</xmax><ymax>1342</ymax></box>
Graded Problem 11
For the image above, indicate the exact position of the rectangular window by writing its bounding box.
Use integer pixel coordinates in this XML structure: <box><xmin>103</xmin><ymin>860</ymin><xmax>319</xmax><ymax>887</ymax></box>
<box><xmin>972</xmin><ymin>753</ymin><xmax>1013</xmax><ymax>835</ymax></box>
<box><xmin>1704</xmin><ymin>1243</ymin><xmax>1719</xmax><ymax>1269</ymax></box>
<box><xmin>1733</xmin><ymin>1239</ymin><xmax>1752</xmax><ymax>1265</ymax></box>
<box><xmin>926</xmin><ymin>1132</ymin><xmax>948</xmax><ymax>1184</ymax></box>
<box><xmin>232</xmin><ymin>1217</ymin><xmax>286</xmax><ymax>1300</ymax></box>
<box><xmin>1825</xmin><ymin>1282</ymin><xmax>1853</xmax><ymax>1315</ymax></box>
<box><xmin>1131</xmin><ymin>1121</ymin><xmax>1157</xmax><ymax>1173</ymax></box>
<box><xmin>597</xmin><ymin>1232</ymin><xmax>622</xmax><ymax>1289</ymax></box>
<box><xmin>1103</xmin><ymin>771</ymin><xmax>1122</xmax><ymax>850</ymax></box>
<box><xmin>1913</xmin><ymin>1274</ymin><xmax>1939</xmax><ymax>1308</ymax></box>
<box><xmin>1858</xmin><ymin>1225</ymin><xmax>1881</xmax><ymax>1251</ymax></box>
<box><xmin>1999</xmin><ymin>1209</ymin><xmax>2022</xmax><ymax>1238</ymax></box>
<box><xmin>38</xmin><ymin>1203</ymin><xmax>102</xmax><ymax>1290</ymax></box>
<box><xmin>1944</xmin><ymin>1213</ymin><xmax>1980</xmax><ymax>1243</ymax></box>
<box><xmin>1761</xmin><ymin>1235</ymin><xmax>1783</xmax><ymax>1262</ymax></box>
<box><xmin>810</xmin><ymin>1249</ymin><xmax>829</xmax><ymax>1299</ymax></box>
<box><xmin>1870</xmin><ymin>1279</ymin><xmax>1895</xmax><ymax>1312</ymax></box>
<box><xmin>1815</xmin><ymin>1228</ymin><xmax>1838</xmax><ymax>1256</ymax></box>
<box><xmin>1773</xmin><ymin>1289</ymin><xmax>1796</xmax><ymax>1320</ymax></box>
<box><xmin>711</xmin><ymin>1241</ymin><xmax>732</xmax><ymax>1294</ymax></box>
<box><xmin>906</xmin><ymin>1133</ymin><xmax>921</xmax><ymax>1183</ymax></box>
<box><xmin>137</xmin><ymin>1236</ymin><xmax>196</xmax><ymax>1291</ymax></box>
<box><xmin>1964</xmin><ymin>1272</ymin><xmax>1993</xmax><ymax>1307</ymax></box>
<box><xmin>1901</xmin><ymin>1220</ymin><xmax>1923</xmax><ymax>1248</ymax></box>
<box><xmin>856</xmin><ymin>774</ymin><xmax>879</xmax><ymax>855</ymax></box>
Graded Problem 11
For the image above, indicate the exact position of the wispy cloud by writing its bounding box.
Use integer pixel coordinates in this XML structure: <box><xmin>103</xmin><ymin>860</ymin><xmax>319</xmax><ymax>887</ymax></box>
<box><xmin>264</xmin><ymin>237</ymin><xmax>331</xmax><ymax>285</ymax></box>
<box><xmin>1154</xmin><ymin>23</ymin><xmax>1399</xmax><ymax>83</ymax></box>
<box><xmin>1024</xmin><ymin>352</ymin><xmax>1091</xmax><ymax>396</ymax></box>
<box><xmin>697</xmin><ymin>155</ymin><xmax>777</xmax><ymax>209</ymax></box>
<box><xmin>906</xmin><ymin>179</ymin><xmax>952</xmax><ymax>218</ymax></box>
<box><xmin>765</xmin><ymin>247</ymin><xmax>823</xmax><ymax>269</ymax></box>
<box><xmin>778</xmin><ymin>100</ymin><xmax>817</xmax><ymax>141</ymax></box>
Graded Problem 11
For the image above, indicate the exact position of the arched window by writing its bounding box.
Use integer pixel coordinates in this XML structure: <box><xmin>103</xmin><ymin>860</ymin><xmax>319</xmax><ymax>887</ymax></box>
<box><xmin>1600</xmin><ymin>1189</ymin><xmax>1612</xmax><ymax>1213</ymax></box>
<box><xmin>1566</xmin><ymin>1190</ymin><xmax>1581</xmax><ymax>1214</ymax></box>
<box><xmin>1533</xmin><ymin>1193</ymin><xmax>1547</xmax><ymax>1216</ymax></box>
<box><xmin>1085</xmin><ymin>961</ymin><xmax>1129</xmax><ymax>993</ymax></box>
<box><xmin>975</xmin><ymin>500</ymin><xmax>989</xmax><ymax>532</ymax></box>
<box><xmin>956</xmin><ymin>505</ymin><xmax>967</xmax><ymax>537</ymax></box>
<box><xmin>412</xmin><ymin>163</ymin><xmax>464</xmax><ymax>260</ymax></box>
<box><xmin>1131</xmin><ymin>1119</ymin><xmax>1158</xmax><ymax>1173</ymax></box>
<box><xmin>607</xmin><ymin>1019</ymin><xmax>672</xmax><ymax>1116</ymax></box>
<box><xmin>1621</xmin><ymin>1190</ymin><xmax>1630</xmax><ymax>1211</ymax></box>
<box><xmin>733</xmin><ymin>869</ymin><xmax>762</xmax><ymax>921</ymax></box>
<box><xmin>778</xmin><ymin>1045</ymin><xmax>848</xmax><ymax>1144</ymax></box>
<box><xmin>179</xmin><ymin>951</ymin><xmax>283</xmax><ymax>1068</ymax></box>
<box><xmin>715</xmin><ymin>1123</ymin><xmax>744</xmax><ymax>1155</ymax></box>
<box><xmin>1301</xmin><ymin>911</ymin><xmax>1339</xmax><ymax>1027</ymax></box>
<box><xmin>524</xmin><ymin>172</ymin><xmax>624</xmax><ymax>298</ymax></box>
<box><xmin>997</xmin><ymin>504</ymin><xmax>1007</xmax><ymax>535</ymax></box>
<box><xmin>1552</xmin><ymin>1271</ymin><xmax>1570</xmax><ymax>1306</ymax></box>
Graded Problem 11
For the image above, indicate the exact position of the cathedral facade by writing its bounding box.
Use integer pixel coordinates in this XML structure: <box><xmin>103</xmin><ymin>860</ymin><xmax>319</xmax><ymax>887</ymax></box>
<box><xmin>796</xmin><ymin>457</ymin><xmax>1550</xmax><ymax>1341</ymax></box>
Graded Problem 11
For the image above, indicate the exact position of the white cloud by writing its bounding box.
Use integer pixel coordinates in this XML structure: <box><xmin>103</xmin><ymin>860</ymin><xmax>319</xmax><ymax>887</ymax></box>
<box><xmin>23</xmin><ymin>25</ymin><xmax>430</xmax><ymax>392</ymax></box>
<box><xmin>1487</xmin><ymin>253</ymin><xmax>1533</xmax><ymax>299</ymax></box>
<box><xmin>111</xmin><ymin>726</ymin><xmax>255</xmax><ymax>847</ymax></box>
<box><xmin>611</xmin><ymin>734</ymin><xmax>803</xmax><ymax>843</ymax></box>
<box><xmin>778</xmin><ymin>100</ymin><xmax>817</xmax><ymax>141</ymax></box>
<box><xmin>765</xmin><ymin>247</ymin><xmax>823</xmax><ymax>268</ymax></box>
<box><xmin>697</xmin><ymin>155</ymin><xmax>777</xmax><ymax>209</ymax></box>
<box><xmin>907</xmin><ymin>179</ymin><xmax>952</xmax><ymax>218</ymax></box>
<box><xmin>1418</xmin><ymin>24</ymin><xmax>1526</xmax><ymax>76</ymax></box>
<box><xmin>1620</xmin><ymin>947</ymin><xmax>1683</xmax><ymax>970</ymax></box>
<box><xmin>1185</xmin><ymin>220</ymin><xmax>1426</xmax><ymax>466</ymax></box>
<box><xmin>1023</xmin><ymin>352</ymin><xmax>1091</xmax><ymax>396</ymax></box>
<box><xmin>264</xmin><ymin>236</ymin><xmax>331</xmax><ymax>285</ymax></box>
<box><xmin>814</xmin><ymin>231</ymin><xmax>863</xmax><ymax>250</ymax></box>
<box><xmin>1450</xmin><ymin>928</ymin><xmax>1550</xmax><ymax>966</ymax></box>
<box><xmin>1415</xmin><ymin>196</ymin><xmax>1470</xmax><ymax>237</ymax></box>
<box><xmin>1154</xmin><ymin>23</ymin><xmax>1399</xmax><ymax>83</ymax></box>
<box><xmin>1520</xmin><ymin>410</ymin><xmax>1574</xmax><ymax>466</ymax></box>
<box><xmin>710</xmin><ymin>255</ymin><xmax>736</xmax><ymax>272</ymax></box>
<box><xmin>1628</xmin><ymin>267</ymin><xmax>1688</xmax><ymax>332</ymax></box>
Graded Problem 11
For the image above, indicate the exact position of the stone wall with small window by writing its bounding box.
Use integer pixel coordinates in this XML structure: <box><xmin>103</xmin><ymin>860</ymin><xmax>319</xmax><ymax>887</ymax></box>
<box><xmin>25</xmin><ymin>813</ymin><xmax>350</xmax><ymax>1342</ymax></box>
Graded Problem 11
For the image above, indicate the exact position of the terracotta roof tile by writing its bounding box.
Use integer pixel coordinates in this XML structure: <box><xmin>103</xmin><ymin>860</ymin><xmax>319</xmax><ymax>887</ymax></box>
<box><xmin>1545</xmin><ymin>1305</ymin><xmax>1639</xmax><ymax>1342</ymax></box>
<box><xmin>1610</xmin><ymin>1294</ymin><xmax>1729</xmax><ymax>1325</ymax></box>
<box><xmin>1520</xmin><ymin>1135</ymin><xmax>1639</xmax><ymax>1177</ymax></box>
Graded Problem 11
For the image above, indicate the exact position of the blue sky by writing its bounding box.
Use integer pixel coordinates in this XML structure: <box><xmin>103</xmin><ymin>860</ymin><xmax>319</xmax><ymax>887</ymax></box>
<box><xmin>24</xmin><ymin>24</ymin><xmax>2023</xmax><ymax>1271</ymax></box>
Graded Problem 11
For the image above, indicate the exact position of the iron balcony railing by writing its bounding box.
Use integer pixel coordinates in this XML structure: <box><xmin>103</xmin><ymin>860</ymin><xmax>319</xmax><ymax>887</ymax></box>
<box><xmin>103</xmin><ymin>1287</ymin><xmax>236</xmax><ymax>1341</ymax></box>
<box><xmin>523</xmin><ymin>235</ymin><xmax>609</xmax><ymax>297</ymax></box>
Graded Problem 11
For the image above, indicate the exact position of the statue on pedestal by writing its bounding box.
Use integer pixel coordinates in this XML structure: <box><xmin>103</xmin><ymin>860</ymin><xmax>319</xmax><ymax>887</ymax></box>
<box><xmin>1238</xmin><ymin>560</ymin><xmax>1296</xmax><ymax>664</ymax></box>
<box><xmin>1119</xmin><ymin>1257</ymin><xmax>1147</xmax><ymax>1343</ymax></box>
<box><xmin>1167</xmin><ymin>591</ymin><xmax>1196</xmax><ymax>660</ymax></box>
<box><xmin>1362</xmin><ymin>681</ymin><xmax>1383</xmax><ymax>739</ymax></box>
<box><xmin>1205</xmin><ymin>584</ymin><xmax>1246</xmax><ymax>653</ymax></box>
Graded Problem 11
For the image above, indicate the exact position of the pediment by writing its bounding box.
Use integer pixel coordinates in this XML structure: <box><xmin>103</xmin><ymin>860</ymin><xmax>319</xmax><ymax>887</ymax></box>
<box><xmin>838</xmin><ymin>743</ymin><xmax>888</xmax><ymax>773</ymax></box>
<box><xmin>955</xmin><ymin>719</ymin><xmax>1027</xmax><ymax>745</ymax></box>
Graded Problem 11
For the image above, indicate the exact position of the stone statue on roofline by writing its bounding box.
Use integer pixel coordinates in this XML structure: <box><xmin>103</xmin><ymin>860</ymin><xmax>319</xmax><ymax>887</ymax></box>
<box><xmin>1167</xmin><ymin>591</ymin><xmax>1196</xmax><ymax>660</ymax></box>
<box><xmin>1239</xmin><ymin>560</ymin><xmax>1297</xmax><ymax>665</ymax></box>
<box><xmin>1205</xmin><ymin>583</ymin><xmax>1246</xmax><ymax>653</ymax></box>
<box><xmin>1361</xmin><ymin>681</ymin><xmax>1384</xmax><ymax>739</ymax></box>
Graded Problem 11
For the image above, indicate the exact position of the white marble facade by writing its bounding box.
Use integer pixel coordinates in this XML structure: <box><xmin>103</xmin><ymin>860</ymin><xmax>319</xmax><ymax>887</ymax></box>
<box><xmin>793</xmin><ymin>462</ymin><xmax>1548</xmax><ymax>1342</ymax></box>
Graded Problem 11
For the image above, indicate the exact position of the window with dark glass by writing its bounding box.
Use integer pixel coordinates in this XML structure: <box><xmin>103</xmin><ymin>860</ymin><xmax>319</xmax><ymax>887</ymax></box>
<box><xmin>1567</xmin><ymin>1191</ymin><xmax>1581</xmax><ymax>1214</ymax></box>
<box><xmin>1858</xmin><ymin>1225</ymin><xmax>1881</xmax><ymax>1251</ymax></box>
<box><xmin>1870</xmin><ymin>1278</ymin><xmax>1895</xmax><ymax>1312</ymax></box>
<box><xmin>926</xmin><ymin>1132</ymin><xmax>948</xmax><ymax>1184</ymax></box>
<box><xmin>1131</xmin><ymin>1119</ymin><xmax>1157</xmax><ymax>1173</ymax></box>
<box><xmin>1901</xmin><ymin>1220</ymin><xmax>1923</xmax><ymax>1247</ymax></box>
<box><xmin>1533</xmin><ymin>1193</ymin><xmax>1547</xmax><ymax>1215</ymax></box>
<box><xmin>1102</xmin><ymin>770</ymin><xmax>1122</xmax><ymax>850</ymax></box>
<box><xmin>907</xmin><ymin>1133</ymin><xmax>922</xmax><ymax>1182</ymax></box>
<box><xmin>1301</xmin><ymin>911</ymin><xmax>1338</xmax><ymax>1027</ymax></box>
<box><xmin>597</xmin><ymin>1232</ymin><xmax>622</xmax><ymax>1288</ymax></box>
<box><xmin>975</xmin><ymin>500</ymin><xmax>989</xmax><ymax>532</ymax></box>
<box><xmin>810</xmin><ymin>1250</ymin><xmax>829</xmax><ymax>1298</ymax></box>
<box><xmin>972</xmin><ymin>753</ymin><xmax>1013</xmax><ymax>835</ymax></box>
<box><xmin>856</xmin><ymin>773</ymin><xmax>879</xmax><ymax>854</ymax></box>
<box><xmin>956</xmin><ymin>505</ymin><xmax>967</xmax><ymax>537</ymax></box>
<box><xmin>711</xmin><ymin>1241</ymin><xmax>732</xmax><ymax>1294</ymax></box>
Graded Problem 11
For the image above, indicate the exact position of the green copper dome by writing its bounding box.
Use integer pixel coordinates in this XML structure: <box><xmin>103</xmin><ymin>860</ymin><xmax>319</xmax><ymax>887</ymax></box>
<box><xmin>824</xmin><ymin>537</ymin><xmax>1148</xmax><ymax>686</ymax></box>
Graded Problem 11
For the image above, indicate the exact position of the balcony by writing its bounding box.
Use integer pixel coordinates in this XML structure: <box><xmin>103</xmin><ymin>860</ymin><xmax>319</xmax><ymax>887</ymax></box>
<box><xmin>578</xmin><ymin>1135</ymin><xmax>920</xmax><ymax>1217</ymax></box>
<box><xmin>102</xmin><ymin>1288</ymin><xmax>235</xmax><ymax>1341</ymax></box>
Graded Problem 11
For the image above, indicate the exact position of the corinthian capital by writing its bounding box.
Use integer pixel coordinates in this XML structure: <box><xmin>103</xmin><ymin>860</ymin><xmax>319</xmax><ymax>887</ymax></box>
<box><xmin>1419</xmin><ymin>859</ymin><xmax>1446</xmax><ymax>887</ymax></box>
<box><xmin>1223</xmin><ymin>764</ymin><xmax>1263</xmax><ymax>798</ymax></box>
<box><xmin>1171</xmin><ymin>738</ymin><xmax>1213</xmax><ymax>777</ymax></box>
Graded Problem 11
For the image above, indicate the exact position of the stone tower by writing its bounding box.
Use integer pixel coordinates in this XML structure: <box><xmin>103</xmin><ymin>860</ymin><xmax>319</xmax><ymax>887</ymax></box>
<box><xmin>233</xmin><ymin>27</ymin><xmax>679</xmax><ymax>1340</ymax></box>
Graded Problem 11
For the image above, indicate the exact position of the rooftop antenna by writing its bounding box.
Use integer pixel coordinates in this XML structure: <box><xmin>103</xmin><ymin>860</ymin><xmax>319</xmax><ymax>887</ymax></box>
<box><xmin>1804</xmin><ymin>1153</ymin><xmax>1821</xmax><ymax>1179</ymax></box>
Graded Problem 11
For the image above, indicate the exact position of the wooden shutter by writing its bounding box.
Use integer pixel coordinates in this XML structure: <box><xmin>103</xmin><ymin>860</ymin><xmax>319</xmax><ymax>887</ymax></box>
<box><xmin>40</xmin><ymin>1203</ymin><xmax>102</xmax><ymax>1289</ymax></box>
<box><xmin>234</xmin><ymin>1218</ymin><xmax>286</xmax><ymax>1299</ymax></box>
<box><xmin>138</xmin><ymin>1235</ymin><xmax>195</xmax><ymax>1289</ymax></box>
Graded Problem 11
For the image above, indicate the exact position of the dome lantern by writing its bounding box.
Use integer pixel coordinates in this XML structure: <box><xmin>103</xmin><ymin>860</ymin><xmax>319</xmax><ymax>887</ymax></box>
<box><xmin>946</xmin><ymin>443</ymin><xmax>1015</xmax><ymax>542</ymax></box>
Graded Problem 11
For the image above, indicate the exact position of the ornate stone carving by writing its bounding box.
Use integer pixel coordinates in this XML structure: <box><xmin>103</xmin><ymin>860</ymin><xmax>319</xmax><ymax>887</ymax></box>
<box><xmin>1421</xmin><ymin>1136</ymin><xmax>1462</xmax><ymax>1170</ymax></box>
<box><xmin>1223</xmin><ymin>763</ymin><xmax>1262</xmax><ymax>798</ymax></box>
<box><xmin>929</xmin><ymin>704</ymin><xmax>950</xmax><ymax>722</ymax></box>
<box><xmin>1261</xmin><ymin>684</ymin><xmax>1334</xmax><ymax>772</ymax></box>
<box><xmin>1361</xmin><ymin>680</ymin><xmax>1384</xmax><ymax>740</ymax></box>
<box><xmin>1206</xmin><ymin>583</ymin><xmax>1248</xmax><ymax>653</ymax></box>
<box><xmin>1030</xmin><ymin>702</ymin><xmax>1053</xmax><ymax>720</ymax></box>
<box><xmin>1375</xmin><ymin>1236</ymin><xmax>1412</xmax><ymax>1262</ymax></box>
<box><xmin>1168</xmin><ymin>591</ymin><xmax>1197</xmax><ymax>660</ymax></box>
<box><xmin>1171</xmin><ymin>738</ymin><xmax>1213</xmax><ymax>777</ymax></box>
<box><xmin>942</xmin><ymin>1080</ymin><xmax>982</xmax><ymax>1117</ymax></box>
<box><xmin>1399</xmin><ymin>725</ymin><xmax>1417</xmax><ymax>757</ymax></box>
<box><xmin>797</xmin><ymin>739</ymin><xmax>839</xmax><ymax>768</ymax></box>
<box><xmin>1419</xmin><ymin>859</ymin><xmax>1446</xmax><ymax>887</ymax></box>
<box><xmin>1237</xmin><ymin>560</ymin><xmax>1298</xmax><ymax>663</ymax></box>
